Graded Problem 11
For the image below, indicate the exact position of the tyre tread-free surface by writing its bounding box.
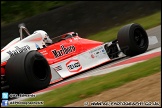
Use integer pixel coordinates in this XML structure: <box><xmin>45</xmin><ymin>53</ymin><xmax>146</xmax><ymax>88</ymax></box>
<box><xmin>5</xmin><ymin>50</ymin><xmax>51</xmax><ymax>93</ymax></box>
<box><xmin>117</xmin><ymin>23</ymin><xmax>149</xmax><ymax>56</ymax></box>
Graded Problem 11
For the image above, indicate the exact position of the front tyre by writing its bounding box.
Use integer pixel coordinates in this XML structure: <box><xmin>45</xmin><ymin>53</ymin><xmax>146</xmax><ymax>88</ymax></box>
<box><xmin>5</xmin><ymin>50</ymin><xmax>51</xmax><ymax>93</ymax></box>
<box><xmin>117</xmin><ymin>23</ymin><xmax>148</xmax><ymax>56</ymax></box>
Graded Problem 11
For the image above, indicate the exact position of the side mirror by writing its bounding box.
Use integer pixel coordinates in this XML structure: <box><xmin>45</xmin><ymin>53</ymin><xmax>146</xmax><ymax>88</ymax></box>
<box><xmin>18</xmin><ymin>23</ymin><xmax>26</xmax><ymax>28</ymax></box>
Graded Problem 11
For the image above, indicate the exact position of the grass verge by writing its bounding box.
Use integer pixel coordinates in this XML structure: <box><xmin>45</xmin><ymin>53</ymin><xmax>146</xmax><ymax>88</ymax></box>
<box><xmin>87</xmin><ymin>11</ymin><xmax>161</xmax><ymax>42</ymax></box>
<box><xmin>1</xmin><ymin>1</ymin><xmax>75</xmax><ymax>26</ymax></box>
<box><xmin>9</xmin><ymin>56</ymin><xmax>161</xmax><ymax>107</ymax></box>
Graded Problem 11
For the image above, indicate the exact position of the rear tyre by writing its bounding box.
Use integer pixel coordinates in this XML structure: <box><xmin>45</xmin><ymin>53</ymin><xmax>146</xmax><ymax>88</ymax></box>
<box><xmin>5</xmin><ymin>50</ymin><xmax>51</xmax><ymax>93</ymax></box>
<box><xmin>117</xmin><ymin>23</ymin><xmax>148</xmax><ymax>56</ymax></box>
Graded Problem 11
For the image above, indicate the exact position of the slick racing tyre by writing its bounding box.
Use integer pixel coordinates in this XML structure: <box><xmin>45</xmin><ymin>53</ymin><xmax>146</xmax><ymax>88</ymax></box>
<box><xmin>5</xmin><ymin>50</ymin><xmax>51</xmax><ymax>93</ymax></box>
<box><xmin>117</xmin><ymin>23</ymin><xmax>148</xmax><ymax>56</ymax></box>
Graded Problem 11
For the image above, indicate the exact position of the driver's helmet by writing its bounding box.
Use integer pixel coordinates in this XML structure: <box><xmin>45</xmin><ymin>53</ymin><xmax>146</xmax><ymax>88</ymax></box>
<box><xmin>33</xmin><ymin>30</ymin><xmax>52</xmax><ymax>46</ymax></box>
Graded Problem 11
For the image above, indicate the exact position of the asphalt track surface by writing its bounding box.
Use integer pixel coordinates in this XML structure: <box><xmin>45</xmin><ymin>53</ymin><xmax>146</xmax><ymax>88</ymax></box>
<box><xmin>10</xmin><ymin>25</ymin><xmax>161</xmax><ymax>101</ymax></box>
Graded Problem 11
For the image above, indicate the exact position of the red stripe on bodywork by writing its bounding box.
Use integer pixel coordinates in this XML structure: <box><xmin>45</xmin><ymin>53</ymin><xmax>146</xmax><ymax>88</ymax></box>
<box><xmin>1</xmin><ymin>67</ymin><xmax>5</xmax><ymax>75</ymax></box>
<box><xmin>1</xmin><ymin>62</ymin><xmax>7</xmax><ymax>66</ymax></box>
<box><xmin>30</xmin><ymin>37</ymin><xmax>42</xmax><ymax>41</ymax></box>
<box><xmin>1</xmin><ymin>62</ymin><xmax>7</xmax><ymax>75</ymax></box>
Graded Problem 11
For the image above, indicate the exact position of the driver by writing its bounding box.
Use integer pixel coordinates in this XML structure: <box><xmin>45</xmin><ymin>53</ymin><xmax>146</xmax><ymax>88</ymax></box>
<box><xmin>43</xmin><ymin>33</ymin><xmax>53</xmax><ymax>46</ymax></box>
<box><xmin>33</xmin><ymin>30</ymin><xmax>53</xmax><ymax>46</ymax></box>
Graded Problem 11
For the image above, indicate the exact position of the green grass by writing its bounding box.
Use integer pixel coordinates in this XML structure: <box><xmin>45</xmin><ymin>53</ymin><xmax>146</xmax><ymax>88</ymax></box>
<box><xmin>1</xmin><ymin>1</ymin><xmax>75</xmax><ymax>26</ymax></box>
<box><xmin>87</xmin><ymin>11</ymin><xmax>161</xmax><ymax>42</ymax></box>
<box><xmin>9</xmin><ymin>56</ymin><xmax>161</xmax><ymax>107</ymax></box>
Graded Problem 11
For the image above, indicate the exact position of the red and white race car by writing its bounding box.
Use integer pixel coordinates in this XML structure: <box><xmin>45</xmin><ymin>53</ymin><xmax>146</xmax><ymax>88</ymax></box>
<box><xmin>1</xmin><ymin>23</ymin><xmax>157</xmax><ymax>93</ymax></box>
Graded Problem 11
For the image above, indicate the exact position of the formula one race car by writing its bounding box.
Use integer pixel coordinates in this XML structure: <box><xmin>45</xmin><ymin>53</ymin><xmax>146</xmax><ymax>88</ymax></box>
<box><xmin>1</xmin><ymin>23</ymin><xmax>156</xmax><ymax>93</ymax></box>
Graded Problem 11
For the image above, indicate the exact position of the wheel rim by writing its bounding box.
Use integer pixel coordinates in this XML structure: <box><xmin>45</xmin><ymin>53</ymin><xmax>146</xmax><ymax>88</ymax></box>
<box><xmin>133</xmin><ymin>28</ymin><xmax>147</xmax><ymax>48</ymax></box>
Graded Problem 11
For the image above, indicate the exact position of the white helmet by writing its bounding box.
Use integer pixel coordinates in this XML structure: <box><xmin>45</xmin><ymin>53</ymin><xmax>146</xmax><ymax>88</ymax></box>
<box><xmin>33</xmin><ymin>30</ymin><xmax>52</xmax><ymax>45</ymax></box>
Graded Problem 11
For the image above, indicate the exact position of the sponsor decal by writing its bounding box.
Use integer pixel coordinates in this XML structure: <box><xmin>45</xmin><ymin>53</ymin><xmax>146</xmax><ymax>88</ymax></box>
<box><xmin>90</xmin><ymin>47</ymin><xmax>106</xmax><ymax>58</ymax></box>
<box><xmin>89</xmin><ymin>47</ymin><xmax>103</xmax><ymax>53</ymax></box>
<box><xmin>6</xmin><ymin>45</ymin><xmax>30</xmax><ymax>57</ymax></box>
<box><xmin>91</xmin><ymin>54</ymin><xmax>95</xmax><ymax>58</ymax></box>
<box><xmin>66</xmin><ymin>60</ymin><xmax>82</xmax><ymax>72</ymax></box>
<box><xmin>102</xmin><ymin>49</ymin><xmax>105</xmax><ymax>52</ymax></box>
<box><xmin>52</xmin><ymin>45</ymin><xmax>75</xmax><ymax>58</ymax></box>
<box><xmin>96</xmin><ymin>51</ymin><xmax>100</xmax><ymax>54</ymax></box>
<box><xmin>54</xmin><ymin>65</ymin><xmax>62</xmax><ymax>72</ymax></box>
<box><xmin>40</xmin><ymin>50</ymin><xmax>48</xmax><ymax>55</ymax></box>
